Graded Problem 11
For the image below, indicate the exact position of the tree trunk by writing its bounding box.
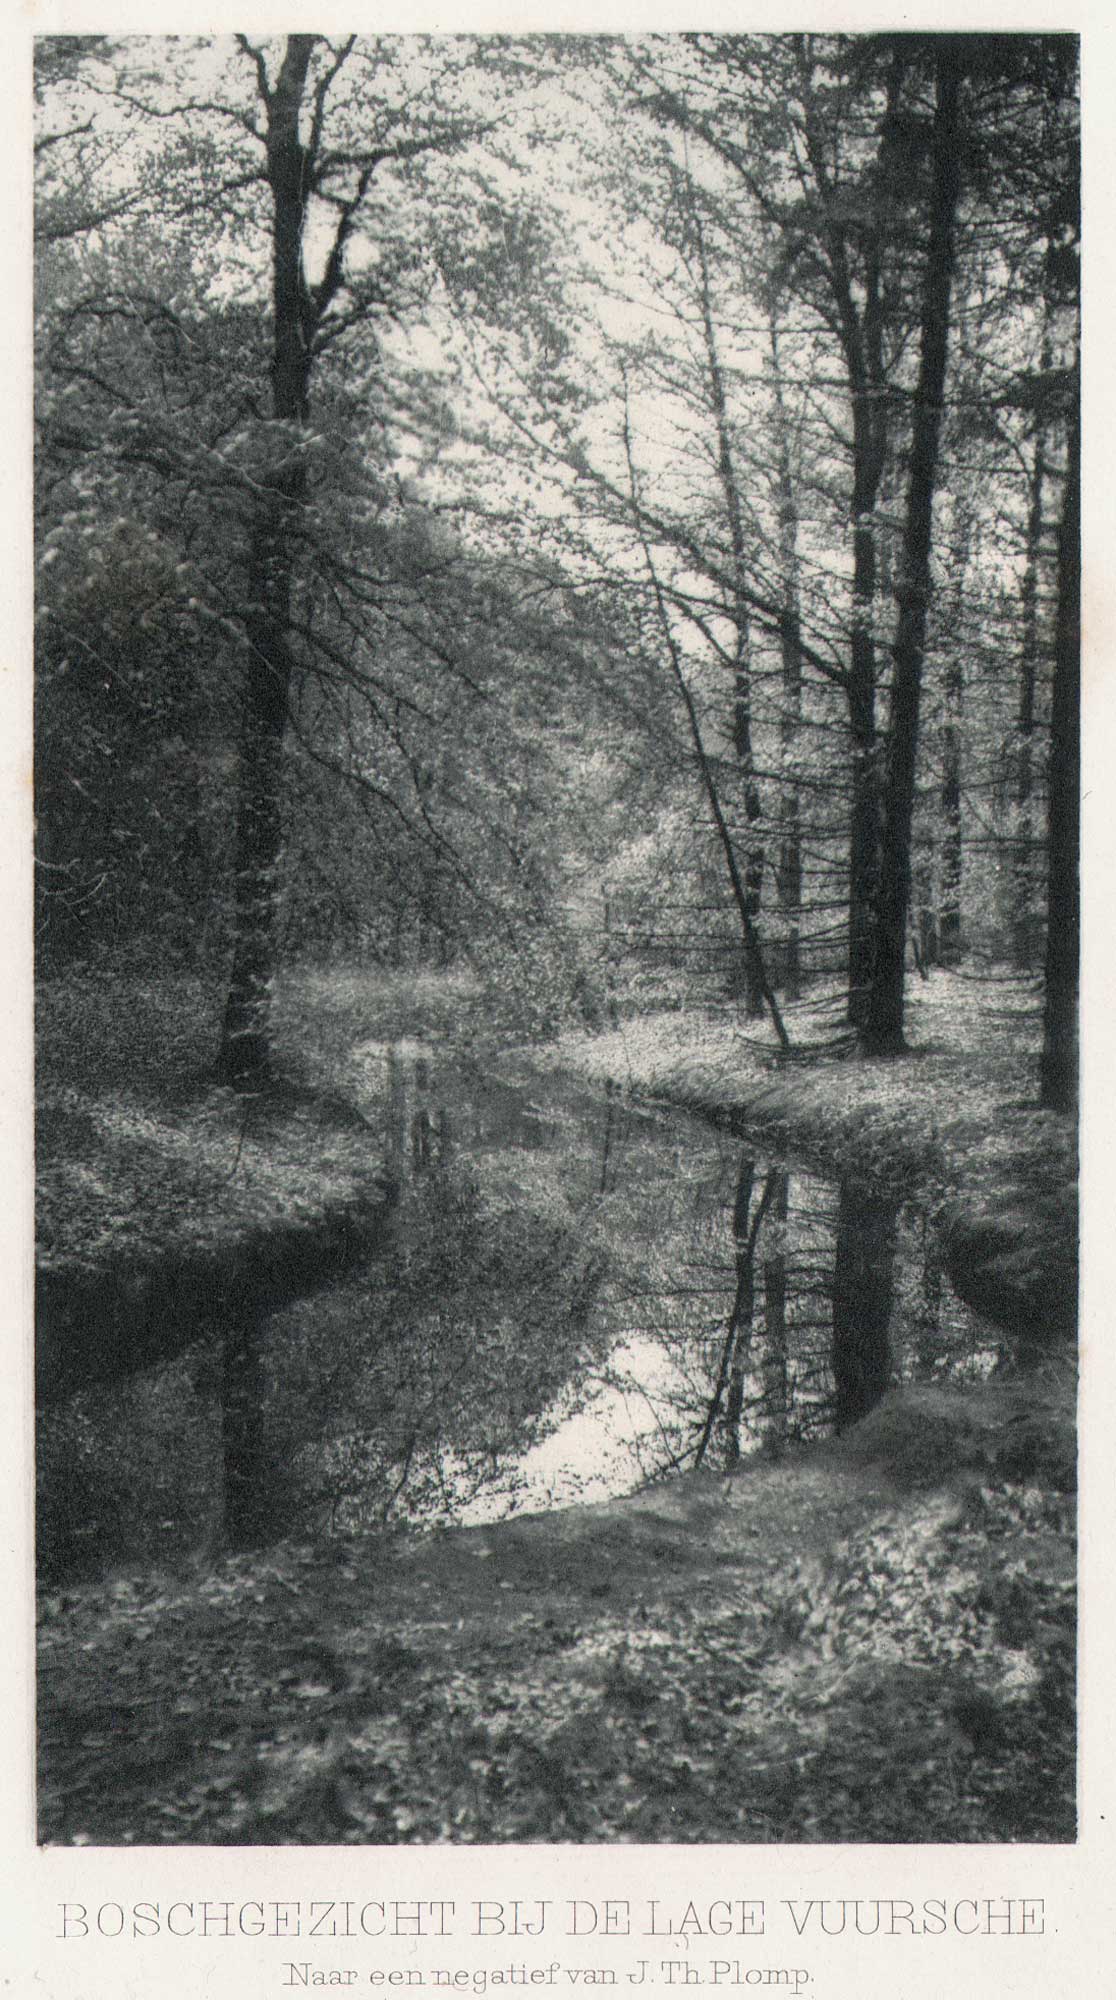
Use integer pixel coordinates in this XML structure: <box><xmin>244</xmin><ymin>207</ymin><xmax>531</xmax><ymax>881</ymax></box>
<box><xmin>761</xmin><ymin>1170</ymin><xmax>790</xmax><ymax>1457</ymax></box>
<box><xmin>861</xmin><ymin>48</ymin><xmax>963</xmax><ymax>1056</ymax></box>
<box><xmin>831</xmin><ymin>1180</ymin><xmax>897</xmax><ymax>1430</ymax></box>
<box><xmin>1039</xmin><ymin>401</ymin><xmax>1080</xmax><ymax>1113</ymax></box>
<box><xmin>217</xmin><ymin>505</ymin><xmax>300</xmax><ymax>1086</ymax></box>
<box><xmin>770</xmin><ymin>311</ymin><xmax>803</xmax><ymax>1001</ymax></box>
<box><xmin>938</xmin><ymin>505</ymin><xmax>971</xmax><ymax>966</ymax></box>
<box><xmin>796</xmin><ymin>39</ymin><xmax>903</xmax><ymax>1031</ymax></box>
<box><xmin>722</xmin><ymin>1157</ymin><xmax>758</xmax><ymax>1464</ymax></box>
<box><xmin>691</xmin><ymin>195</ymin><xmax>766</xmax><ymax>1017</ymax></box>
<box><xmin>1012</xmin><ymin>422</ymin><xmax>1048</xmax><ymax>967</ymax></box>
<box><xmin>217</xmin><ymin>36</ymin><xmax>316</xmax><ymax>1089</ymax></box>
<box><xmin>847</xmin><ymin>612</ymin><xmax>880</xmax><ymax>1027</ymax></box>
<box><xmin>733</xmin><ymin>636</ymin><xmax>766</xmax><ymax>1018</ymax></box>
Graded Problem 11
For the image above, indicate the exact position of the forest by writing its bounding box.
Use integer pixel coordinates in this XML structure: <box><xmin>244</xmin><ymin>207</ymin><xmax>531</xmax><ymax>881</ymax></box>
<box><xmin>34</xmin><ymin>32</ymin><xmax>1078</xmax><ymax>1847</ymax></box>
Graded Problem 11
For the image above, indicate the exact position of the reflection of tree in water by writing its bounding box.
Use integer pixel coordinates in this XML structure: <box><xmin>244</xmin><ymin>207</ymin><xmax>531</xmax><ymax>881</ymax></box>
<box><xmin>600</xmin><ymin>1146</ymin><xmax>906</xmax><ymax>1476</ymax></box>
<box><xmin>212</xmin><ymin>1064</ymin><xmax>999</xmax><ymax>1549</ymax></box>
<box><xmin>46</xmin><ymin>1064</ymin><xmax>1010</xmax><ymax>1575</ymax></box>
<box><xmin>263</xmin><ymin>1158</ymin><xmax>608</xmax><ymax>1534</ymax></box>
<box><xmin>830</xmin><ymin>1182</ymin><xmax>899</xmax><ymax>1430</ymax></box>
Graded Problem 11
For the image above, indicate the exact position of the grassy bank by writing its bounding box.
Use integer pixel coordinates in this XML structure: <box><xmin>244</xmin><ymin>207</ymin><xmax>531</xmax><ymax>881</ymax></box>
<box><xmin>544</xmin><ymin>970</ymin><xmax>1077</xmax><ymax>1340</ymax></box>
<box><xmin>548</xmin><ymin>970</ymin><xmax>1070</xmax><ymax>1202</ymax></box>
<box><xmin>40</xmin><ymin>961</ymin><xmax>1072</xmax><ymax>1285</ymax></box>
<box><xmin>36</xmin><ymin>965</ymin><xmax>482</xmax><ymax>1280</ymax></box>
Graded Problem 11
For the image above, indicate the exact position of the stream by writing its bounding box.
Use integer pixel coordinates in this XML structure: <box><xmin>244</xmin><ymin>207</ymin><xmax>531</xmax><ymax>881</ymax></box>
<box><xmin>39</xmin><ymin>1044</ymin><xmax>1004</xmax><ymax>1579</ymax></box>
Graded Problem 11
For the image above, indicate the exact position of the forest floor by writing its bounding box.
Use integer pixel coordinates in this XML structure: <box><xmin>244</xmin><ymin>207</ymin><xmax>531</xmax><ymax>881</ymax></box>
<box><xmin>39</xmin><ymin>1367</ymin><xmax>1075</xmax><ymax>1845</ymax></box>
<box><xmin>35</xmin><ymin>961</ymin><xmax>1079</xmax><ymax>1844</ymax></box>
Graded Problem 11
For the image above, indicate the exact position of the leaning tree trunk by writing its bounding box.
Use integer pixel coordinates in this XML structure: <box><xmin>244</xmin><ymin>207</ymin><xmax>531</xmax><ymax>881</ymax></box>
<box><xmin>217</xmin><ymin>36</ymin><xmax>315</xmax><ymax>1089</ymax></box>
<box><xmin>1039</xmin><ymin>399</ymin><xmax>1080</xmax><ymax>1114</ymax></box>
<box><xmin>861</xmin><ymin>48</ymin><xmax>963</xmax><ymax>1056</ymax></box>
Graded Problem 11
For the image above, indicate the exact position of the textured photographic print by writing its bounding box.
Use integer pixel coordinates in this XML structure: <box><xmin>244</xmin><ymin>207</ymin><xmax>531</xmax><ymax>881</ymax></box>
<box><xmin>34</xmin><ymin>31</ymin><xmax>1078</xmax><ymax>1847</ymax></box>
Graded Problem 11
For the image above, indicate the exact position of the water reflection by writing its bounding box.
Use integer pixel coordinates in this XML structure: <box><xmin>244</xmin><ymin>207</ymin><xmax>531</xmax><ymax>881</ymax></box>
<box><xmin>258</xmin><ymin>1044</ymin><xmax>1000</xmax><ymax>1536</ymax></box>
<box><xmin>43</xmin><ymin>1046</ymin><xmax>1007</xmax><ymax>1576</ymax></box>
<box><xmin>831</xmin><ymin>1183</ymin><xmax>899</xmax><ymax>1431</ymax></box>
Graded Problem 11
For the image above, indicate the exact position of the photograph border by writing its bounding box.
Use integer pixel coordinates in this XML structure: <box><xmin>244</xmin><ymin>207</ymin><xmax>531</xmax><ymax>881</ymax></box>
<box><xmin>7</xmin><ymin>2</ymin><xmax>1110</xmax><ymax>1993</ymax></box>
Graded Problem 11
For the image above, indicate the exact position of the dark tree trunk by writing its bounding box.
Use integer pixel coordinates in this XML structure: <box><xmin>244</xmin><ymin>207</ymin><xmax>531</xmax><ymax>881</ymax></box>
<box><xmin>796</xmin><ymin>40</ymin><xmax>905</xmax><ymax>1031</ymax></box>
<box><xmin>847</xmin><ymin>610</ymin><xmax>881</xmax><ymax>1027</ymax></box>
<box><xmin>938</xmin><ymin>508</ymin><xmax>970</xmax><ymax>967</ymax></box>
<box><xmin>831</xmin><ymin>1181</ymin><xmax>898</xmax><ymax>1431</ymax></box>
<box><xmin>761</xmin><ymin>1170</ymin><xmax>790</xmax><ymax>1456</ymax></box>
<box><xmin>733</xmin><ymin>638</ymin><xmax>766</xmax><ymax>1018</ymax></box>
<box><xmin>217</xmin><ymin>36</ymin><xmax>316</xmax><ymax>1089</ymax></box>
<box><xmin>1013</xmin><ymin>423</ymin><xmax>1048</xmax><ymax>968</ymax></box>
<box><xmin>770</xmin><ymin>315</ymin><xmax>803</xmax><ymax>1000</ymax></box>
<box><xmin>696</xmin><ymin>1157</ymin><xmax>784</xmax><ymax>1468</ymax></box>
<box><xmin>217</xmin><ymin>503</ymin><xmax>300</xmax><ymax>1087</ymax></box>
<box><xmin>861</xmin><ymin>48</ymin><xmax>963</xmax><ymax>1055</ymax></box>
<box><xmin>1039</xmin><ymin>402</ymin><xmax>1080</xmax><ymax>1113</ymax></box>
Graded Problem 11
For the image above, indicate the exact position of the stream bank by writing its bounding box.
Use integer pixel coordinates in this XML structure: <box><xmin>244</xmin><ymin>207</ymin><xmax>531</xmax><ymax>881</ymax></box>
<box><xmin>544</xmin><ymin>973</ymin><xmax>1077</xmax><ymax>1345</ymax></box>
<box><xmin>36</xmin><ymin>966</ymin><xmax>1078</xmax><ymax>1844</ymax></box>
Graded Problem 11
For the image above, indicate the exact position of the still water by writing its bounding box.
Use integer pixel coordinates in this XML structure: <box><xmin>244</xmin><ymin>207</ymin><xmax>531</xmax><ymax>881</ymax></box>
<box><xmin>39</xmin><ymin>1045</ymin><xmax>1002</xmax><ymax>1577</ymax></box>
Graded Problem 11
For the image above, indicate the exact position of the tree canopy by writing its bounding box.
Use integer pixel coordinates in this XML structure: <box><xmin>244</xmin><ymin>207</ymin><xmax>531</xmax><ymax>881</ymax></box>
<box><xmin>34</xmin><ymin>31</ymin><xmax>1079</xmax><ymax>1104</ymax></box>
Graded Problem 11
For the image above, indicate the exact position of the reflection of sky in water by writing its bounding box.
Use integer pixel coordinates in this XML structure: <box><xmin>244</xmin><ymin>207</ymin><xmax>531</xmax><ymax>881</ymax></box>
<box><xmin>446</xmin><ymin>1334</ymin><xmax>696</xmax><ymax>1525</ymax></box>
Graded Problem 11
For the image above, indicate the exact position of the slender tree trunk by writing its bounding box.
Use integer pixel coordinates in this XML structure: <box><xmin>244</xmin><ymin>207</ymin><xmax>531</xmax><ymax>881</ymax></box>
<box><xmin>217</xmin><ymin>503</ymin><xmax>300</xmax><ymax>1086</ymax></box>
<box><xmin>1040</xmin><ymin>401</ymin><xmax>1080</xmax><ymax>1113</ymax></box>
<box><xmin>770</xmin><ymin>311</ymin><xmax>803</xmax><ymax>1000</ymax></box>
<box><xmin>722</xmin><ymin>1157</ymin><xmax>757</xmax><ymax>1464</ymax></box>
<box><xmin>628</xmin><ymin>472</ymin><xmax>791</xmax><ymax>1050</ymax></box>
<box><xmin>690</xmin><ymin>196</ymin><xmax>766</xmax><ymax>1016</ymax></box>
<box><xmin>861</xmin><ymin>48</ymin><xmax>963</xmax><ymax>1055</ymax></box>
<box><xmin>914</xmin><ymin>831</ymin><xmax>939</xmax><ymax>971</ymax></box>
<box><xmin>844</xmin><ymin>337</ymin><xmax>889</xmax><ymax>1027</ymax></box>
<box><xmin>847</xmin><ymin>607</ymin><xmax>881</xmax><ymax>1027</ymax></box>
<box><xmin>1013</xmin><ymin>423</ymin><xmax>1048</xmax><ymax>967</ymax></box>
<box><xmin>938</xmin><ymin>504</ymin><xmax>971</xmax><ymax>966</ymax></box>
<box><xmin>696</xmin><ymin>1158</ymin><xmax>781</xmax><ymax>1468</ymax></box>
<box><xmin>217</xmin><ymin>36</ymin><xmax>315</xmax><ymax>1089</ymax></box>
<box><xmin>761</xmin><ymin>1170</ymin><xmax>790</xmax><ymax>1457</ymax></box>
<box><xmin>733</xmin><ymin>637</ymin><xmax>766</xmax><ymax>1018</ymax></box>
